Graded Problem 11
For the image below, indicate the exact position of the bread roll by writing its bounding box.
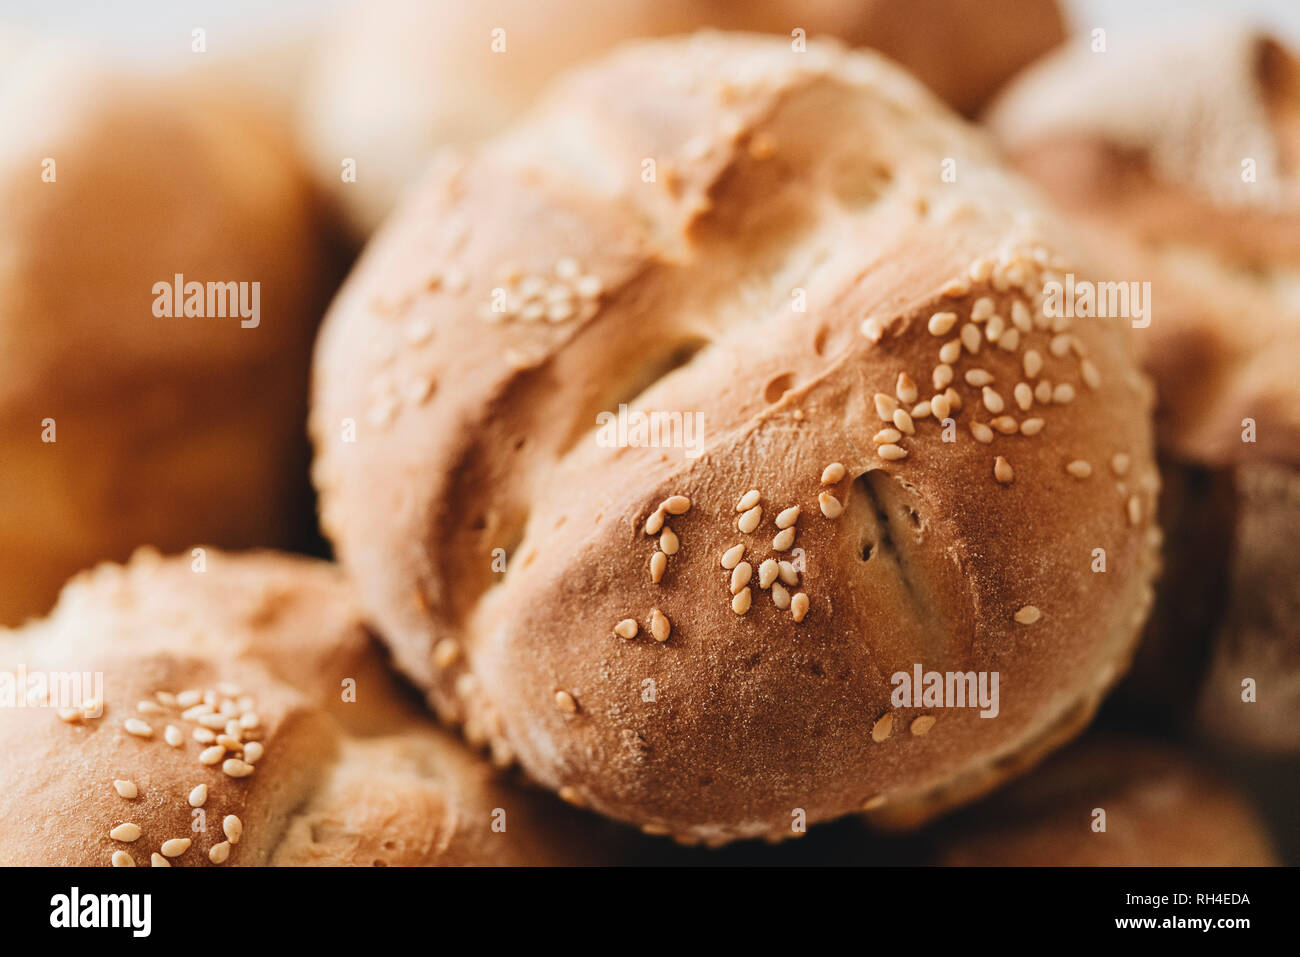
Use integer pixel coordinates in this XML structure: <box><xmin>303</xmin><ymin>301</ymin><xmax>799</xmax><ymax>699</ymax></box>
<box><xmin>933</xmin><ymin>738</ymin><xmax>1276</xmax><ymax>866</ymax></box>
<box><xmin>0</xmin><ymin>49</ymin><xmax>338</xmax><ymax>626</ymax></box>
<box><xmin>986</xmin><ymin>27</ymin><xmax>1300</xmax><ymax>468</ymax></box>
<box><xmin>301</xmin><ymin>0</ymin><xmax>1064</xmax><ymax>235</ymax></box>
<box><xmin>0</xmin><ymin>549</ymin><xmax>631</xmax><ymax>866</ymax></box>
<box><xmin>311</xmin><ymin>34</ymin><xmax>1160</xmax><ymax>843</ymax></box>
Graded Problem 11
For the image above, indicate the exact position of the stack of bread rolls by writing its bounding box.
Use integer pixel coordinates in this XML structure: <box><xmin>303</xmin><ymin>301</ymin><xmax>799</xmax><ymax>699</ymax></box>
<box><xmin>3</xmin><ymin>4</ymin><xmax>1289</xmax><ymax>867</ymax></box>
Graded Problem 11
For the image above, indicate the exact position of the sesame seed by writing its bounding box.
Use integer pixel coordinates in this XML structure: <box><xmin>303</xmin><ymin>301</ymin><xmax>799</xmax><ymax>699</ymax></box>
<box><xmin>217</xmin><ymin>734</ymin><xmax>242</xmax><ymax>751</ymax></box>
<box><xmin>732</xmin><ymin>588</ymin><xmax>752</xmax><ymax>615</ymax></box>
<box><xmin>941</xmin><ymin>278</ymin><xmax>970</xmax><ymax>297</ymax></box>
<box><xmin>991</xmin><ymin>416</ymin><xmax>1019</xmax><ymax>434</ymax></box>
<box><xmin>939</xmin><ymin>339</ymin><xmax>962</xmax><ymax>364</ymax></box>
<box><xmin>644</xmin><ymin>510</ymin><xmax>665</xmax><ymax>536</ymax></box>
<box><xmin>965</xmin><ymin>369</ymin><xmax>993</xmax><ymax>387</ymax></box>
<box><xmin>208</xmin><ymin>842</ymin><xmax>231</xmax><ymax>865</ymax></box>
<box><xmin>554</xmin><ymin>257</ymin><xmax>579</xmax><ymax>279</ymax></box>
<box><xmin>615</xmin><ymin>618</ymin><xmax>639</xmax><ymax>640</ymax></box>
<box><xmin>730</xmin><ymin>561</ymin><xmax>754</xmax><ymax>594</ymax></box>
<box><xmin>736</xmin><ymin>489</ymin><xmax>760</xmax><ymax>511</ymax></box>
<box><xmin>970</xmin><ymin>422</ymin><xmax>994</xmax><ymax>443</ymax></box>
<box><xmin>971</xmin><ymin>297</ymin><xmax>995</xmax><ymax>321</ymax></box>
<box><xmin>575</xmin><ymin>275</ymin><xmax>603</xmax><ymax>299</ymax></box>
<box><xmin>1049</xmin><ymin>334</ymin><xmax>1071</xmax><ymax>358</ymax></box>
<box><xmin>223</xmin><ymin>816</ymin><xmax>242</xmax><ymax>845</ymax></box>
<box><xmin>110</xmin><ymin>823</ymin><xmax>141</xmax><ymax>842</ymax></box>
<box><xmin>1023</xmin><ymin>350</ymin><xmax>1043</xmax><ymax>378</ymax></box>
<box><xmin>177</xmin><ymin>690</ymin><xmax>201</xmax><ymax>708</ymax></box>
<box><xmin>819</xmin><ymin>492</ymin><xmax>844</xmax><ymax>519</ymax></box>
<box><xmin>1035</xmin><ymin>380</ymin><xmax>1053</xmax><ymax>404</ymax></box>
<box><xmin>772</xmin><ymin>527</ymin><xmax>796</xmax><ymax>551</ymax></box>
<box><xmin>161</xmin><ymin>838</ymin><xmax>191</xmax><ymax>858</ymax></box>
<box><xmin>57</xmin><ymin>707</ymin><xmax>82</xmax><ymax>723</ymax></box>
<box><xmin>896</xmin><ymin>373</ymin><xmax>918</xmax><ymax>404</ymax></box>
<box><xmin>893</xmin><ymin>408</ymin><xmax>915</xmax><ymax>435</ymax></box>
<box><xmin>878</xmin><ymin>444</ymin><xmax>907</xmax><ymax>461</ymax></box>
<box><xmin>994</xmin><ymin>456</ymin><xmax>1014</xmax><ymax>484</ymax></box>
<box><xmin>932</xmin><ymin>364</ymin><xmax>953</xmax><ymax>389</ymax></box>
<box><xmin>136</xmin><ymin>700</ymin><xmax>164</xmax><ymax>715</ymax></box>
<box><xmin>111</xmin><ymin>851</ymin><xmax>134</xmax><ymax>867</ymax></box>
<box><xmin>433</xmin><ymin>639</ymin><xmax>460</xmax><ymax>668</ymax></box>
<box><xmin>911</xmin><ymin>715</ymin><xmax>936</xmax><ymax>736</ymax></box>
<box><xmin>649</xmin><ymin>609</ymin><xmax>671</xmax><ymax>642</ymax></box>
<box><xmin>758</xmin><ymin>559</ymin><xmax>779</xmax><ymax>589</ymax></box>
<box><xmin>181</xmin><ymin>704</ymin><xmax>211</xmax><ymax>721</ymax></box>
<box><xmin>199</xmin><ymin>746</ymin><xmax>225</xmax><ymax>765</ymax></box>
<box><xmin>775</xmin><ymin>506</ymin><xmax>800</xmax><ymax>529</ymax></box>
<box><xmin>189</xmin><ymin>784</ymin><xmax>208</xmax><ymax>807</ymax></box>
<box><xmin>113</xmin><ymin>780</ymin><xmax>138</xmax><ymax>799</ymax></box>
<box><xmin>198</xmin><ymin>713</ymin><xmax>227</xmax><ymax>730</ymax></box>
<box><xmin>791</xmin><ymin>592</ymin><xmax>810</xmax><ymax>622</ymax></box>
<box><xmin>558</xmin><ymin>785</ymin><xmax>583</xmax><ymax>807</ymax></box>
<box><xmin>194</xmin><ymin>728</ymin><xmax>216</xmax><ymax>744</ymax></box>
<box><xmin>720</xmin><ymin>544</ymin><xmax>745</xmax><ymax>569</ymax></box>
<box><xmin>969</xmin><ymin>257</ymin><xmax>993</xmax><ymax>282</ymax></box>
<box><xmin>1013</xmin><ymin>382</ymin><xmax>1033</xmax><ymax>411</ymax></box>
<box><xmin>222</xmin><ymin>759</ymin><xmax>255</xmax><ymax>778</ymax></box>
<box><xmin>1111</xmin><ymin>453</ymin><xmax>1131</xmax><ymax>476</ymax></box>
<box><xmin>554</xmin><ymin>690</ymin><xmax>578</xmax><ymax>714</ymax></box>
<box><xmin>1014</xmin><ymin>605</ymin><xmax>1042</xmax><ymax>625</ymax></box>
<box><xmin>163</xmin><ymin>724</ymin><xmax>183</xmax><ymax>748</ymax></box>
<box><xmin>874</xmin><ymin>393</ymin><xmax>900</xmax><ymax>421</ymax></box>
<box><xmin>650</xmin><ymin>550</ymin><xmax>667</xmax><ymax>583</ymax></box>
<box><xmin>1081</xmin><ymin>359</ymin><xmax>1101</xmax><ymax>390</ymax></box>
<box><xmin>985</xmin><ymin>315</ymin><xmax>1005</xmax><ymax>342</ymax></box>
<box><xmin>659</xmin><ymin>527</ymin><xmax>680</xmax><ymax>556</ymax></box>
<box><xmin>1127</xmin><ymin>495</ymin><xmax>1142</xmax><ymax>525</ymax></box>
<box><xmin>928</xmin><ymin>311</ymin><xmax>958</xmax><ymax>336</ymax></box>
<box><xmin>871</xmin><ymin>713</ymin><xmax>893</xmax><ymax>742</ymax></box>
<box><xmin>862</xmin><ymin>794</ymin><xmax>887</xmax><ymax>811</ymax></box>
<box><xmin>982</xmin><ymin>387</ymin><xmax>1005</xmax><ymax>414</ymax></box>
<box><xmin>778</xmin><ymin>561</ymin><xmax>799</xmax><ymax>586</ymax></box>
<box><xmin>821</xmin><ymin>462</ymin><xmax>846</xmax><ymax>484</ymax></box>
<box><xmin>1011</xmin><ymin>300</ymin><xmax>1032</xmax><ymax>332</ymax></box>
<box><xmin>874</xmin><ymin>427</ymin><xmax>902</xmax><ymax>444</ymax></box>
<box><xmin>1021</xmin><ymin>417</ymin><xmax>1045</xmax><ymax>436</ymax></box>
<box><xmin>997</xmin><ymin>328</ymin><xmax>1020</xmax><ymax>352</ymax></box>
<box><xmin>931</xmin><ymin>394</ymin><xmax>951</xmax><ymax>419</ymax></box>
<box><xmin>124</xmin><ymin>718</ymin><xmax>152</xmax><ymax>738</ymax></box>
<box><xmin>1066</xmin><ymin>460</ymin><xmax>1092</xmax><ymax>478</ymax></box>
<box><xmin>771</xmin><ymin>583</ymin><xmax>791</xmax><ymax>610</ymax></box>
<box><xmin>960</xmin><ymin>323</ymin><xmax>981</xmax><ymax>355</ymax></box>
<box><xmin>738</xmin><ymin>505</ymin><xmax>762</xmax><ymax>534</ymax></box>
<box><xmin>150</xmin><ymin>853</ymin><xmax>169</xmax><ymax>867</ymax></box>
<box><xmin>1052</xmin><ymin>383</ymin><xmax>1075</xmax><ymax>404</ymax></box>
<box><xmin>860</xmin><ymin>317</ymin><xmax>884</xmax><ymax>341</ymax></box>
<box><xmin>661</xmin><ymin>495</ymin><xmax>691</xmax><ymax>515</ymax></box>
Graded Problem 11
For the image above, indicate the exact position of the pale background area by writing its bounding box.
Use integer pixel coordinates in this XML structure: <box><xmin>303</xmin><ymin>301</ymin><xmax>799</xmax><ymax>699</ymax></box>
<box><xmin>2</xmin><ymin>0</ymin><xmax>1299</xmax><ymax>62</ymax></box>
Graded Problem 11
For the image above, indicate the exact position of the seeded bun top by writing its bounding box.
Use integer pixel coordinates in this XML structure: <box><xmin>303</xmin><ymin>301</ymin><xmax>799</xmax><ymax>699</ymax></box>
<box><xmin>300</xmin><ymin>0</ymin><xmax>1064</xmax><ymax>236</ymax></box>
<box><xmin>0</xmin><ymin>549</ymin><xmax>631</xmax><ymax>866</ymax></box>
<box><xmin>0</xmin><ymin>51</ymin><xmax>337</xmax><ymax>626</ymax></box>
<box><xmin>986</xmin><ymin>28</ymin><xmax>1300</xmax><ymax>468</ymax></box>
<box><xmin>933</xmin><ymin>737</ymin><xmax>1277</xmax><ymax>866</ymax></box>
<box><xmin>311</xmin><ymin>32</ymin><xmax>1160</xmax><ymax>843</ymax></box>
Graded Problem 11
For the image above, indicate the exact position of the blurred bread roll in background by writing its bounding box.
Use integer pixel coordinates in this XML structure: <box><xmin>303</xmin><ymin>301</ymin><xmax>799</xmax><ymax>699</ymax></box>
<box><xmin>0</xmin><ymin>549</ymin><xmax>633</xmax><ymax>865</ymax></box>
<box><xmin>933</xmin><ymin>738</ymin><xmax>1276</xmax><ymax>865</ymax></box>
<box><xmin>301</xmin><ymin>0</ymin><xmax>1064</xmax><ymax>236</ymax></box>
<box><xmin>0</xmin><ymin>43</ymin><xmax>339</xmax><ymax>626</ymax></box>
<box><xmin>988</xmin><ymin>28</ymin><xmax>1300</xmax><ymax>755</ymax></box>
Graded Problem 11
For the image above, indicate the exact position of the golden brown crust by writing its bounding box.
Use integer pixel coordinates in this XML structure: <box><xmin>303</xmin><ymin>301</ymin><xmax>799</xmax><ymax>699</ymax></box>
<box><xmin>987</xmin><ymin>27</ymin><xmax>1300</xmax><ymax>469</ymax></box>
<box><xmin>312</xmin><ymin>34</ymin><xmax>1159</xmax><ymax>842</ymax></box>
<box><xmin>0</xmin><ymin>51</ymin><xmax>338</xmax><ymax>626</ymax></box>
<box><xmin>301</xmin><ymin>0</ymin><xmax>1064</xmax><ymax>234</ymax></box>
<box><xmin>0</xmin><ymin>550</ymin><xmax>633</xmax><ymax>866</ymax></box>
<box><xmin>933</xmin><ymin>737</ymin><xmax>1277</xmax><ymax>866</ymax></box>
